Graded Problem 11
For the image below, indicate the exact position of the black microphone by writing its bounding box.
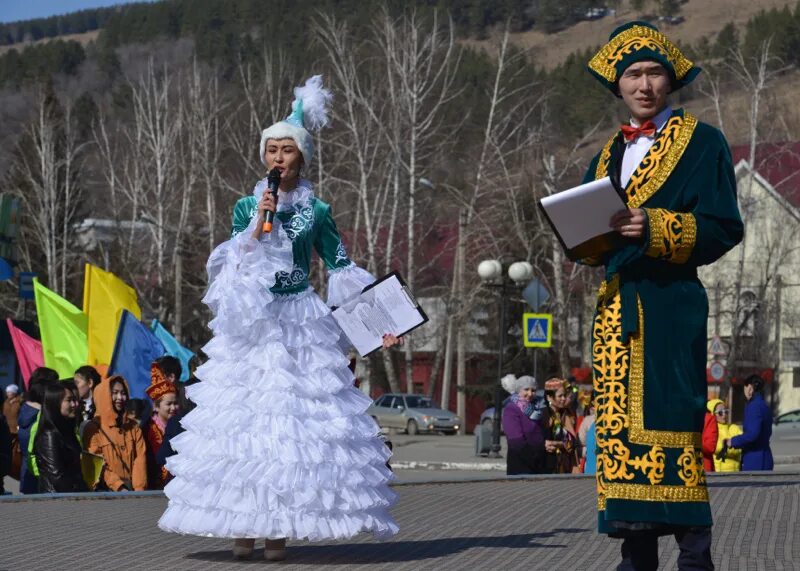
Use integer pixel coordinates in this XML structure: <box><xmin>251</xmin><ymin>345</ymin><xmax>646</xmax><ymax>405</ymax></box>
<box><xmin>262</xmin><ymin>168</ymin><xmax>281</xmax><ymax>233</ymax></box>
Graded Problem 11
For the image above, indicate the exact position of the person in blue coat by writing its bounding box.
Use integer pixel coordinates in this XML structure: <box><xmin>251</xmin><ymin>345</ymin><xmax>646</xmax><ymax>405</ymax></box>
<box><xmin>727</xmin><ymin>375</ymin><xmax>773</xmax><ymax>471</ymax></box>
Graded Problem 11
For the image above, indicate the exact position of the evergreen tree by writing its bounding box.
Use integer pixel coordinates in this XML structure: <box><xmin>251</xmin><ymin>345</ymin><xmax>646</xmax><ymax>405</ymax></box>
<box><xmin>713</xmin><ymin>23</ymin><xmax>739</xmax><ymax>59</ymax></box>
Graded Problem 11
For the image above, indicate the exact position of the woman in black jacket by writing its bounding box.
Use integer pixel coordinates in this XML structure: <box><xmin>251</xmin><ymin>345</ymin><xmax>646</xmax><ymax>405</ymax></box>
<box><xmin>33</xmin><ymin>382</ymin><xmax>87</xmax><ymax>493</ymax></box>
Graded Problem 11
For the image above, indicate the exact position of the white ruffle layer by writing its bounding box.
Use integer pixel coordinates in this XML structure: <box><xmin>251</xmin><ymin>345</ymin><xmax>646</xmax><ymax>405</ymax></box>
<box><xmin>159</xmin><ymin>247</ymin><xmax>397</xmax><ymax>540</ymax></box>
<box><xmin>203</xmin><ymin>212</ymin><xmax>294</xmax><ymax>331</ymax></box>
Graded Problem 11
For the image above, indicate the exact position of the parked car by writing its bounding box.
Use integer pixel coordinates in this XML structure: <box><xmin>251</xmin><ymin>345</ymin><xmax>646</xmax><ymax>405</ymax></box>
<box><xmin>480</xmin><ymin>406</ymin><xmax>504</xmax><ymax>432</ymax></box>
<box><xmin>584</xmin><ymin>7</ymin><xmax>608</xmax><ymax>20</ymax></box>
<box><xmin>657</xmin><ymin>15</ymin><xmax>685</xmax><ymax>25</ymax></box>
<box><xmin>774</xmin><ymin>409</ymin><xmax>800</xmax><ymax>440</ymax></box>
<box><xmin>367</xmin><ymin>393</ymin><xmax>461</xmax><ymax>435</ymax></box>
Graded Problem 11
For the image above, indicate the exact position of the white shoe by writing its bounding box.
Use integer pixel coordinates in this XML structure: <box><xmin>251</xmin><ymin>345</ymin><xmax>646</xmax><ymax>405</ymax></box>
<box><xmin>232</xmin><ymin>539</ymin><xmax>255</xmax><ymax>559</ymax></box>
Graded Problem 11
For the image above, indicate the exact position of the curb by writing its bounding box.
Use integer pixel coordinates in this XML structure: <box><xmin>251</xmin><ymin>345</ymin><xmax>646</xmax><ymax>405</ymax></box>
<box><xmin>392</xmin><ymin>461</ymin><xmax>505</xmax><ymax>471</ymax></box>
<box><xmin>393</xmin><ymin>455</ymin><xmax>800</xmax><ymax>471</ymax></box>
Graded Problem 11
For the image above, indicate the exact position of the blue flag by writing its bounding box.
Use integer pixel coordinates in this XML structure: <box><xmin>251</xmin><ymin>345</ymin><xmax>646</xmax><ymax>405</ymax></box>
<box><xmin>151</xmin><ymin>319</ymin><xmax>195</xmax><ymax>381</ymax></box>
<box><xmin>108</xmin><ymin>310</ymin><xmax>166</xmax><ymax>399</ymax></box>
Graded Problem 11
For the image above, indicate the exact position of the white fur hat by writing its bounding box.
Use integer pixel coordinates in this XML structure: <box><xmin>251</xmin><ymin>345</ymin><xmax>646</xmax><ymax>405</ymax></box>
<box><xmin>500</xmin><ymin>374</ymin><xmax>537</xmax><ymax>394</ymax></box>
<box><xmin>5</xmin><ymin>383</ymin><xmax>19</xmax><ymax>394</ymax></box>
<box><xmin>259</xmin><ymin>75</ymin><xmax>332</xmax><ymax>168</ymax></box>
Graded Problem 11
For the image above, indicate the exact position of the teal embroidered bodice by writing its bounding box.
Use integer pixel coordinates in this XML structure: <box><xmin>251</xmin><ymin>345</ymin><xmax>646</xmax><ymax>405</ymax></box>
<box><xmin>230</xmin><ymin>195</ymin><xmax>352</xmax><ymax>295</ymax></box>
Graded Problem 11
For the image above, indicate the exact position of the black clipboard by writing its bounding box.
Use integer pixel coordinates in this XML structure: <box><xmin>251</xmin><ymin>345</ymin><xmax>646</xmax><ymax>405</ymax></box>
<box><xmin>333</xmin><ymin>271</ymin><xmax>429</xmax><ymax>357</ymax></box>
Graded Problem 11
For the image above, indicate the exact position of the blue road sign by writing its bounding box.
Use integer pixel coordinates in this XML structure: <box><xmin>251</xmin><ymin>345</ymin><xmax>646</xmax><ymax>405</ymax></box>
<box><xmin>18</xmin><ymin>272</ymin><xmax>36</xmax><ymax>300</ymax></box>
<box><xmin>523</xmin><ymin>313</ymin><xmax>552</xmax><ymax>348</ymax></box>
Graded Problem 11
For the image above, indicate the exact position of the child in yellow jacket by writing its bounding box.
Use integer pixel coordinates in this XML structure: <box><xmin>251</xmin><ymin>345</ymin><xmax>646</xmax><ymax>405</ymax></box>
<box><xmin>708</xmin><ymin>399</ymin><xmax>743</xmax><ymax>472</ymax></box>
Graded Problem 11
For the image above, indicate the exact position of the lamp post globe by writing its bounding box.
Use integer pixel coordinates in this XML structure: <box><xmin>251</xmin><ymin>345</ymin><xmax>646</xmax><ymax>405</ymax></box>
<box><xmin>478</xmin><ymin>259</ymin><xmax>502</xmax><ymax>282</ymax></box>
<box><xmin>508</xmin><ymin>261</ymin><xmax>533</xmax><ymax>284</ymax></box>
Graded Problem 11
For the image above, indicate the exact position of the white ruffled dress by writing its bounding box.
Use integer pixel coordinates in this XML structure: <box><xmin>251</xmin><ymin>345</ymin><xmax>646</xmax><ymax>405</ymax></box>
<box><xmin>158</xmin><ymin>179</ymin><xmax>399</xmax><ymax>541</ymax></box>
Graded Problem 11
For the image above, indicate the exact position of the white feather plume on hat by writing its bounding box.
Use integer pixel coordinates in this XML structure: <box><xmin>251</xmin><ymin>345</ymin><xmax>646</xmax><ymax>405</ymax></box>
<box><xmin>259</xmin><ymin>75</ymin><xmax>333</xmax><ymax>168</ymax></box>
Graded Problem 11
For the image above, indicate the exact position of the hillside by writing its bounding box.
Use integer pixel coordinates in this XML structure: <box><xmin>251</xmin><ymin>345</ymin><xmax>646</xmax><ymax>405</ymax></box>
<box><xmin>3</xmin><ymin>0</ymin><xmax>796</xmax><ymax>66</ymax></box>
<box><xmin>473</xmin><ymin>0</ymin><xmax>797</xmax><ymax>68</ymax></box>
<box><xmin>0</xmin><ymin>30</ymin><xmax>99</xmax><ymax>55</ymax></box>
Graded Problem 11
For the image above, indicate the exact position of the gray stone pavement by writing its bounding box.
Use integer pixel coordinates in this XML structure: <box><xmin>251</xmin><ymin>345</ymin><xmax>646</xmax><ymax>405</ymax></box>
<box><xmin>2</xmin><ymin>472</ymin><xmax>799</xmax><ymax>571</ymax></box>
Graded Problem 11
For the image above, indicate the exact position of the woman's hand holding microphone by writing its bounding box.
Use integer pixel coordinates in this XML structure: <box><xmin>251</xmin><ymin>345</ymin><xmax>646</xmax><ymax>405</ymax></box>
<box><xmin>252</xmin><ymin>192</ymin><xmax>278</xmax><ymax>239</ymax></box>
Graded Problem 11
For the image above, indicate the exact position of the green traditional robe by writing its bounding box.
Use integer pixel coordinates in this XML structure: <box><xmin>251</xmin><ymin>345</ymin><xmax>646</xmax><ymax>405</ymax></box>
<box><xmin>582</xmin><ymin>108</ymin><xmax>743</xmax><ymax>534</ymax></box>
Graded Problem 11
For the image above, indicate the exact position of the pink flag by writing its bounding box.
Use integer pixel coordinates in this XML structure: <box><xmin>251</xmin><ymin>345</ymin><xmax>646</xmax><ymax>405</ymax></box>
<box><xmin>7</xmin><ymin>319</ymin><xmax>44</xmax><ymax>389</ymax></box>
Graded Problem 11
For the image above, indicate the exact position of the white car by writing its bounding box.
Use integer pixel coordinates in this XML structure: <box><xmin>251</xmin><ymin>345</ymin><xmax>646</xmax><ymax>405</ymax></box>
<box><xmin>367</xmin><ymin>393</ymin><xmax>461</xmax><ymax>435</ymax></box>
<box><xmin>774</xmin><ymin>409</ymin><xmax>800</xmax><ymax>440</ymax></box>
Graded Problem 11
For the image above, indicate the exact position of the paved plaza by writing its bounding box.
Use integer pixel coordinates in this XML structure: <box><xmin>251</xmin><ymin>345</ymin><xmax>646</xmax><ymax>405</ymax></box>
<box><xmin>2</xmin><ymin>472</ymin><xmax>799</xmax><ymax>570</ymax></box>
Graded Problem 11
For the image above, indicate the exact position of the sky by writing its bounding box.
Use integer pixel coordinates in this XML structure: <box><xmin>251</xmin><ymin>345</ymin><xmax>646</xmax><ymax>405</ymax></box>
<box><xmin>0</xmin><ymin>0</ymin><xmax>159</xmax><ymax>24</ymax></box>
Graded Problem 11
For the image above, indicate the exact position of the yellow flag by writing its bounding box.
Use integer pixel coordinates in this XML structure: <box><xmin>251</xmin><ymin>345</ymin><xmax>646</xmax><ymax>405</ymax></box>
<box><xmin>33</xmin><ymin>279</ymin><xmax>88</xmax><ymax>378</ymax></box>
<box><xmin>83</xmin><ymin>264</ymin><xmax>142</xmax><ymax>367</ymax></box>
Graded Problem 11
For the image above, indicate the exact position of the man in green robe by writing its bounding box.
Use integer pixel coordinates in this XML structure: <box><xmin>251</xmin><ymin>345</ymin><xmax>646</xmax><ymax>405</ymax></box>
<box><xmin>582</xmin><ymin>22</ymin><xmax>744</xmax><ymax>570</ymax></box>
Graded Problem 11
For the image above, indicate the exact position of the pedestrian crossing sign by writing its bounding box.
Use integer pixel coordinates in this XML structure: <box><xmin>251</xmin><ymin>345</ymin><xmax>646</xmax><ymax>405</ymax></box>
<box><xmin>523</xmin><ymin>313</ymin><xmax>552</xmax><ymax>348</ymax></box>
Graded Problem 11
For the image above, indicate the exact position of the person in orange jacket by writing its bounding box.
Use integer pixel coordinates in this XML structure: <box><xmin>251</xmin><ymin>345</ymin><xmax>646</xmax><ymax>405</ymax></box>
<box><xmin>84</xmin><ymin>375</ymin><xmax>147</xmax><ymax>491</ymax></box>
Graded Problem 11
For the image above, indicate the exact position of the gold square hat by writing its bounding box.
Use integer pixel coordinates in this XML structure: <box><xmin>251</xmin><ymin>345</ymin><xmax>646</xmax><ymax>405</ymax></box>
<box><xmin>587</xmin><ymin>21</ymin><xmax>700</xmax><ymax>97</ymax></box>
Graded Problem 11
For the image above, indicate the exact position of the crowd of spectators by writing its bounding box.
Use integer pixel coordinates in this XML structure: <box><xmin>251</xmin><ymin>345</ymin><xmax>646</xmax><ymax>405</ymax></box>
<box><xmin>500</xmin><ymin>372</ymin><xmax>774</xmax><ymax>477</ymax></box>
<box><xmin>0</xmin><ymin>356</ymin><xmax>189</xmax><ymax>494</ymax></box>
<box><xmin>0</xmin><ymin>367</ymin><xmax>776</xmax><ymax>494</ymax></box>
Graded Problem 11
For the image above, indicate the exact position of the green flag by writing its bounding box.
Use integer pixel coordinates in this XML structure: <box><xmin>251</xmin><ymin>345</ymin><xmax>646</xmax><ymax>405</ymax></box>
<box><xmin>33</xmin><ymin>278</ymin><xmax>88</xmax><ymax>378</ymax></box>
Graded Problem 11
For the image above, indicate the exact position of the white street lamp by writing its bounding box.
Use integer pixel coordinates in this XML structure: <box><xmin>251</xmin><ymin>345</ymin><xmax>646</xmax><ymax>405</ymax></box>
<box><xmin>508</xmin><ymin>261</ymin><xmax>533</xmax><ymax>285</ymax></box>
<box><xmin>477</xmin><ymin>259</ymin><xmax>502</xmax><ymax>282</ymax></box>
<box><xmin>476</xmin><ymin>257</ymin><xmax>536</xmax><ymax>459</ymax></box>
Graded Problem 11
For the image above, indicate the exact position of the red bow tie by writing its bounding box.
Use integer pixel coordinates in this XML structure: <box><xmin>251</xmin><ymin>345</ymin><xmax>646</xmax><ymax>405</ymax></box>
<box><xmin>621</xmin><ymin>120</ymin><xmax>657</xmax><ymax>142</ymax></box>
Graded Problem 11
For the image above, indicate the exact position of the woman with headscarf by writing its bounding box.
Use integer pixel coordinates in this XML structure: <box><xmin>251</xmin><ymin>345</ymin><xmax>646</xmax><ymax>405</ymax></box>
<box><xmin>33</xmin><ymin>382</ymin><xmax>87</xmax><ymax>493</ymax></box>
<box><xmin>156</xmin><ymin>377</ymin><xmax>200</xmax><ymax>475</ymax></box>
<box><xmin>500</xmin><ymin>374</ymin><xmax>545</xmax><ymax>475</ymax></box>
<box><xmin>544</xmin><ymin>378</ymin><xmax>580</xmax><ymax>474</ymax></box>
<box><xmin>707</xmin><ymin>399</ymin><xmax>742</xmax><ymax>472</ymax></box>
<box><xmin>142</xmin><ymin>364</ymin><xmax>179</xmax><ymax>490</ymax></box>
<box><xmin>157</xmin><ymin>75</ymin><xmax>398</xmax><ymax>562</ymax></box>
<box><xmin>727</xmin><ymin>375</ymin><xmax>773</xmax><ymax>471</ymax></box>
<box><xmin>84</xmin><ymin>375</ymin><xmax>147</xmax><ymax>491</ymax></box>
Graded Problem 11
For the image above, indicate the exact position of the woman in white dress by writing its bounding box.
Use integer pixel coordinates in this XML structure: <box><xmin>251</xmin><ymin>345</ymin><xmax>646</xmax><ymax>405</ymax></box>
<box><xmin>158</xmin><ymin>76</ymin><xmax>399</xmax><ymax>561</ymax></box>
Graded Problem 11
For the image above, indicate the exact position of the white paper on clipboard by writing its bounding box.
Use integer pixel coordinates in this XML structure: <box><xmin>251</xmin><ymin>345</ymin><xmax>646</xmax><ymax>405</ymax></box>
<box><xmin>332</xmin><ymin>273</ymin><xmax>427</xmax><ymax>357</ymax></box>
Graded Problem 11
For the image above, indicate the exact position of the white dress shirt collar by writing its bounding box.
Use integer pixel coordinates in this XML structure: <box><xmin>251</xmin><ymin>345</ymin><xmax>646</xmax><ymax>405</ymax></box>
<box><xmin>629</xmin><ymin>106</ymin><xmax>673</xmax><ymax>133</ymax></box>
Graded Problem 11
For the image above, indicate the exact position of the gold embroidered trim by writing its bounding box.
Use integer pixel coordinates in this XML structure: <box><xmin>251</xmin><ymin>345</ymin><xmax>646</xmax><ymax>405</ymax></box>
<box><xmin>644</xmin><ymin>208</ymin><xmax>697</xmax><ymax>264</ymax></box>
<box><xmin>594</xmin><ymin>112</ymin><xmax>698</xmax><ymax>210</ymax></box>
<box><xmin>588</xmin><ymin>25</ymin><xmax>695</xmax><ymax>84</ymax></box>
<box><xmin>603</xmin><ymin>482</ymin><xmax>709</xmax><ymax>503</ymax></box>
<box><xmin>628</xmin><ymin>296</ymin><xmax>702</xmax><ymax>447</ymax></box>
<box><xmin>646</xmin><ymin>207</ymin><xmax>667</xmax><ymax>255</ymax></box>
<box><xmin>674</xmin><ymin>213</ymin><xmax>696</xmax><ymax>263</ymax></box>
<box><xmin>677</xmin><ymin>447</ymin><xmax>706</xmax><ymax>487</ymax></box>
<box><xmin>594</xmin><ymin>278</ymin><xmax>706</xmax><ymax>512</ymax></box>
<box><xmin>595</xmin><ymin>136</ymin><xmax>615</xmax><ymax>180</ymax></box>
<box><xmin>628</xmin><ymin>113</ymin><xmax>698</xmax><ymax>208</ymax></box>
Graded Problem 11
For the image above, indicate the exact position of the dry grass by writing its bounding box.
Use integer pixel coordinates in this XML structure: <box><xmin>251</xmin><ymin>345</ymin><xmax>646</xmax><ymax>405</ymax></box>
<box><xmin>467</xmin><ymin>0</ymin><xmax>796</xmax><ymax>69</ymax></box>
<box><xmin>691</xmin><ymin>70</ymin><xmax>800</xmax><ymax>145</ymax></box>
<box><xmin>0</xmin><ymin>29</ymin><xmax>100</xmax><ymax>55</ymax></box>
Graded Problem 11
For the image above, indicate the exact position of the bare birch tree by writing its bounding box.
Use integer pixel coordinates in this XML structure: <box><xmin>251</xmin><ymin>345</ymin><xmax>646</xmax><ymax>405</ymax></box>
<box><xmin>10</xmin><ymin>90</ymin><xmax>86</xmax><ymax>295</ymax></box>
<box><xmin>373</xmin><ymin>7</ymin><xmax>462</xmax><ymax>392</ymax></box>
<box><xmin>716</xmin><ymin>40</ymin><xmax>781</xmax><ymax>396</ymax></box>
<box><xmin>315</xmin><ymin>12</ymin><xmax>404</xmax><ymax>392</ymax></box>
